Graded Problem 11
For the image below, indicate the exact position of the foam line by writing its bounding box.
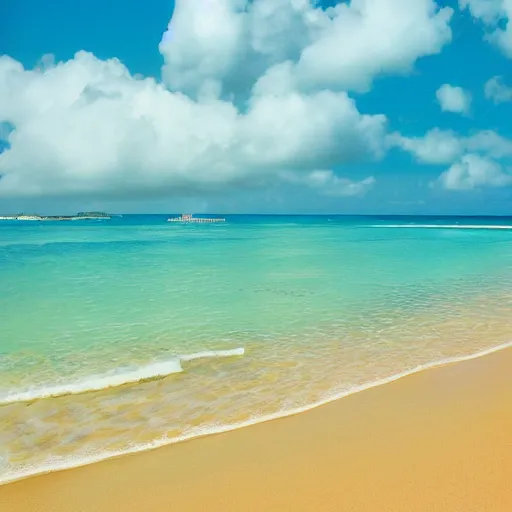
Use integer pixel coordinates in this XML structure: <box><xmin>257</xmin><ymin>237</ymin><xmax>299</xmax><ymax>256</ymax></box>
<box><xmin>0</xmin><ymin>348</ymin><xmax>244</xmax><ymax>405</ymax></box>
<box><xmin>1</xmin><ymin>340</ymin><xmax>511</xmax><ymax>486</ymax></box>
<box><xmin>369</xmin><ymin>224</ymin><xmax>512</xmax><ymax>230</ymax></box>
<box><xmin>0</xmin><ymin>359</ymin><xmax>183</xmax><ymax>405</ymax></box>
<box><xmin>180</xmin><ymin>347</ymin><xmax>245</xmax><ymax>361</ymax></box>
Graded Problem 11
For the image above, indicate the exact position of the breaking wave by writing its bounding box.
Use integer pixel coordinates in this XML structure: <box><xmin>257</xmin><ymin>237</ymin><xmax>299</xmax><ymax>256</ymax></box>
<box><xmin>180</xmin><ymin>347</ymin><xmax>245</xmax><ymax>361</ymax></box>
<box><xmin>0</xmin><ymin>347</ymin><xmax>245</xmax><ymax>405</ymax></box>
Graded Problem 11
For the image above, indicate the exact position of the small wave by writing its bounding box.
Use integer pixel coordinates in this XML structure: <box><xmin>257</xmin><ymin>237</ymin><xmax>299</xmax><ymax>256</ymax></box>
<box><xmin>0</xmin><ymin>348</ymin><xmax>244</xmax><ymax>405</ymax></box>
<box><xmin>0</xmin><ymin>360</ymin><xmax>183</xmax><ymax>405</ymax></box>
<box><xmin>369</xmin><ymin>224</ymin><xmax>512</xmax><ymax>230</ymax></box>
<box><xmin>180</xmin><ymin>347</ymin><xmax>244</xmax><ymax>361</ymax></box>
<box><xmin>1</xmin><ymin>340</ymin><xmax>511</xmax><ymax>486</ymax></box>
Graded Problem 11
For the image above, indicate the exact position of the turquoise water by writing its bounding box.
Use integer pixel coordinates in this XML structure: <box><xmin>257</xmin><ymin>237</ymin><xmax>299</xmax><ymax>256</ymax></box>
<box><xmin>1</xmin><ymin>215</ymin><xmax>512</xmax><ymax>482</ymax></box>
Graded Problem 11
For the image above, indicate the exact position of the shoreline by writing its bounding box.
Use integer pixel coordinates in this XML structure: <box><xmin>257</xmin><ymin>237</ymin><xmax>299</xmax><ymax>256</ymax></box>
<box><xmin>2</xmin><ymin>339</ymin><xmax>512</xmax><ymax>486</ymax></box>
<box><xmin>1</xmin><ymin>345</ymin><xmax>511</xmax><ymax>512</ymax></box>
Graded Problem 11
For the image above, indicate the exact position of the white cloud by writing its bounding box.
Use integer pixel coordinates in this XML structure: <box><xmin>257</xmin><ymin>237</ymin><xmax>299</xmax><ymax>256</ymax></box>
<box><xmin>460</xmin><ymin>0</ymin><xmax>505</xmax><ymax>23</ymax></box>
<box><xmin>460</xmin><ymin>0</ymin><xmax>512</xmax><ymax>57</ymax></box>
<box><xmin>389</xmin><ymin>129</ymin><xmax>463</xmax><ymax>164</ymax></box>
<box><xmin>436</xmin><ymin>84</ymin><xmax>472</xmax><ymax>115</ymax></box>
<box><xmin>161</xmin><ymin>0</ymin><xmax>453</xmax><ymax>98</ymax></box>
<box><xmin>0</xmin><ymin>52</ymin><xmax>386</xmax><ymax>198</ymax></box>
<box><xmin>0</xmin><ymin>0</ymin><xmax>455</xmax><ymax>200</ymax></box>
<box><xmin>390</xmin><ymin>129</ymin><xmax>512</xmax><ymax>164</ymax></box>
<box><xmin>437</xmin><ymin>154</ymin><xmax>512</xmax><ymax>190</ymax></box>
<box><xmin>465</xmin><ymin>130</ymin><xmax>512</xmax><ymax>158</ymax></box>
<box><xmin>281</xmin><ymin>170</ymin><xmax>375</xmax><ymax>197</ymax></box>
<box><xmin>484</xmin><ymin>76</ymin><xmax>512</xmax><ymax>103</ymax></box>
<box><xmin>280</xmin><ymin>0</ymin><xmax>453</xmax><ymax>93</ymax></box>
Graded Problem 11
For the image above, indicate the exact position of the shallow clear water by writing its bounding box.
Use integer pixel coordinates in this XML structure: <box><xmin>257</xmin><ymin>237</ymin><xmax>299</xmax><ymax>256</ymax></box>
<box><xmin>1</xmin><ymin>215</ymin><xmax>512</xmax><ymax>481</ymax></box>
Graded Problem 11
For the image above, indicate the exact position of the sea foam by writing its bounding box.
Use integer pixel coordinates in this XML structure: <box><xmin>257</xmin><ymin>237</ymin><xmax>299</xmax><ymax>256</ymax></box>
<box><xmin>0</xmin><ymin>347</ymin><xmax>244</xmax><ymax>405</ymax></box>
<box><xmin>180</xmin><ymin>347</ymin><xmax>245</xmax><ymax>361</ymax></box>
<box><xmin>1</xmin><ymin>341</ymin><xmax>511</xmax><ymax>486</ymax></box>
<box><xmin>370</xmin><ymin>224</ymin><xmax>512</xmax><ymax>230</ymax></box>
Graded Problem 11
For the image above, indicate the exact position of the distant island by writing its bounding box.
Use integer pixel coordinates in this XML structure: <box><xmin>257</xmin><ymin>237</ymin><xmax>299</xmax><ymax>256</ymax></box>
<box><xmin>0</xmin><ymin>212</ymin><xmax>112</xmax><ymax>221</ymax></box>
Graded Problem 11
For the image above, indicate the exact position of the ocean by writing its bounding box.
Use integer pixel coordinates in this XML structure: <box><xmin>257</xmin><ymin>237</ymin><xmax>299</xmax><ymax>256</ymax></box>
<box><xmin>1</xmin><ymin>214</ymin><xmax>512</xmax><ymax>483</ymax></box>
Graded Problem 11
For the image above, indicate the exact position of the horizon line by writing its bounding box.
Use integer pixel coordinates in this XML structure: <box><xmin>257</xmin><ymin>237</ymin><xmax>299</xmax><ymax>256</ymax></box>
<box><xmin>3</xmin><ymin>212</ymin><xmax>512</xmax><ymax>218</ymax></box>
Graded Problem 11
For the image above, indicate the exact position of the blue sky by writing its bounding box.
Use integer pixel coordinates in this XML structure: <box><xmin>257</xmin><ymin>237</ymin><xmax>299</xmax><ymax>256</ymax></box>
<box><xmin>2</xmin><ymin>0</ymin><xmax>512</xmax><ymax>214</ymax></box>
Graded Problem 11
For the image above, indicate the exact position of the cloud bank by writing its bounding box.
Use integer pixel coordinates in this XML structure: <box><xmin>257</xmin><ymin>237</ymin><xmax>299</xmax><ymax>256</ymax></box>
<box><xmin>391</xmin><ymin>128</ymin><xmax>512</xmax><ymax>165</ymax></box>
<box><xmin>0</xmin><ymin>52</ymin><xmax>387</xmax><ymax>198</ymax></box>
<box><xmin>0</xmin><ymin>0</ymin><xmax>454</xmax><ymax>200</ymax></box>
<box><xmin>391</xmin><ymin>128</ymin><xmax>512</xmax><ymax>190</ymax></box>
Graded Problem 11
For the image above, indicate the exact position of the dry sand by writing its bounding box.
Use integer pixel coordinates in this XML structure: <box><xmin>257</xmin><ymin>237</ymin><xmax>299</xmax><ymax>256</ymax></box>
<box><xmin>2</xmin><ymin>348</ymin><xmax>511</xmax><ymax>512</ymax></box>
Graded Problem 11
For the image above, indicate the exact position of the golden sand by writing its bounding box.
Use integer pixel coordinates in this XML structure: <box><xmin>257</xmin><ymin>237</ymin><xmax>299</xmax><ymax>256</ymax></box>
<box><xmin>2</xmin><ymin>348</ymin><xmax>511</xmax><ymax>512</ymax></box>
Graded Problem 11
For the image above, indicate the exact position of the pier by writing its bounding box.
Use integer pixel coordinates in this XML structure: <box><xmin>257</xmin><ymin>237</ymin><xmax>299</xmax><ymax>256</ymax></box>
<box><xmin>167</xmin><ymin>214</ymin><xmax>225</xmax><ymax>223</ymax></box>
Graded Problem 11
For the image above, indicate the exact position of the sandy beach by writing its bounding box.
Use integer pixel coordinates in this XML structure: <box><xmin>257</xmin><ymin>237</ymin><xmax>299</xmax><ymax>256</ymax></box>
<box><xmin>2</xmin><ymin>348</ymin><xmax>511</xmax><ymax>512</ymax></box>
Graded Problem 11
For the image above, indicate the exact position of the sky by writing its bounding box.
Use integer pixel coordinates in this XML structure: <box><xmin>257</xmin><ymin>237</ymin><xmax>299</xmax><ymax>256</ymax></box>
<box><xmin>1</xmin><ymin>0</ymin><xmax>512</xmax><ymax>215</ymax></box>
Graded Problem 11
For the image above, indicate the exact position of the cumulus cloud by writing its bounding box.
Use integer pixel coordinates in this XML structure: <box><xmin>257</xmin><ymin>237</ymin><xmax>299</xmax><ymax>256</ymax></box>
<box><xmin>0</xmin><ymin>0</ymin><xmax>456</xmax><ymax>200</ymax></box>
<box><xmin>465</xmin><ymin>130</ymin><xmax>512</xmax><ymax>158</ymax></box>
<box><xmin>389</xmin><ymin>129</ymin><xmax>462</xmax><ymax>164</ymax></box>
<box><xmin>281</xmin><ymin>170</ymin><xmax>375</xmax><ymax>197</ymax></box>
<box><xmin>484</xmin><ymin>76</ymin><xmax>512</xmax><ymax>103</ymax></box>
<box><xmin>437</xmin><ymin>154</ymin><xmax>512</xmax><ymax>190</ymax></box>
<box><xmin>436</xmin><ymin>84</ymin><xmax>472</xmax><ymax>115</ymax></box>
<box><xmin>161</xmin><ymin>0</ymin><xmax>453</xmax><ymax>98</ymax></box>
<box><xmin>391</xmin><ymin>129</ymin><xmax>512</xmax><ymax>164</ymax></box>
<box><xmin>460</xmin><ymin>0</ymin><xmax>512</xmax><ymax>57</ymax></box>
<box><xmin>0</xmin><ymin>52</ymin><xmax>386</xmax><ymax>198</ymax></box>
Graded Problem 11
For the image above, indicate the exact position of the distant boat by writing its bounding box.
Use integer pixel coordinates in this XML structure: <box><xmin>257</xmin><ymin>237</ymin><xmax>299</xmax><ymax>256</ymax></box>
<box><xmin>167</xmin><ymin>214</ymin><xmax>225</xmax><ymax>224</ymax></box>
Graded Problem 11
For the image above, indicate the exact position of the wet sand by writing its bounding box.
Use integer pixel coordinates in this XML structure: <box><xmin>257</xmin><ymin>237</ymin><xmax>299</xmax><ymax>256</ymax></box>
<box><xmin>2</xmin><ymin>348</ymin><xmax>511</xmax><ymax>512</ymax></box>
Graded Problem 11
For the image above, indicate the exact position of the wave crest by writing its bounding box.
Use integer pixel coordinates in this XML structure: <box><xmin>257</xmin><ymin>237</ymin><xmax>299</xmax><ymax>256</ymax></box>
<box><xmin>0</xmin><ymin>347</ymin><xmax>245</xmax><ymax>405</ymax></box>
<box><xmin>181</xmin><ymin>347</ymin><xmax>245</xmax><ymax>361</ymax></box>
